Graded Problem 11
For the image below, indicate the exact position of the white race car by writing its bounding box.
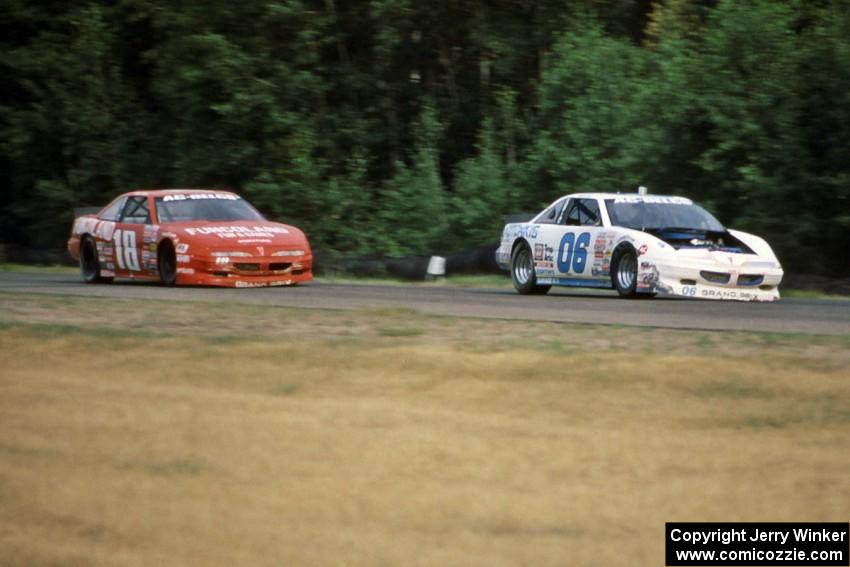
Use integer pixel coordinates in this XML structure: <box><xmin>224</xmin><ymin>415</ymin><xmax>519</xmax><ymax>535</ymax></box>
<box><xmin>496</xmin><ymin>191</ymin><xmax>783</xmax><ymax>301</ymax></box>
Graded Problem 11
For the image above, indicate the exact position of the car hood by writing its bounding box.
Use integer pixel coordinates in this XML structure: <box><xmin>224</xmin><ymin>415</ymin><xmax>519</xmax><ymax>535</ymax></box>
<box><xmin>163</xmin><ymin>220</ymin><xmax>309</xmax><ymax>250</ymax></box>
<box><xmin>672</xmin><ymin>247</ymin><xmax>779</xmax><ymax>270</ymax></box>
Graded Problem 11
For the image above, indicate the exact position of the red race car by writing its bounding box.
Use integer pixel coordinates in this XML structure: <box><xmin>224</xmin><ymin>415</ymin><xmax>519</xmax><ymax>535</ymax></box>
<box><xmin>68</xmin><ymin>189</ymin><xmax>313</xmax><ymax>287</ymax></box>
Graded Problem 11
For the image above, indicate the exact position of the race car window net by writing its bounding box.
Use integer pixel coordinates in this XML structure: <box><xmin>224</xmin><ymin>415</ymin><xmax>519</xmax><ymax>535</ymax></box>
<box><xmin>154</xmin><ymin>197</ymin><xmax>265</xmax><ymax>223</ymax></box>
<box><xmin>120</xmin><ymin>196</ymin><xmax>151</xmax><ymax>224</ymax></box>
<box><xmin>604</xmin><ymin>199</ymin><xmax>724</xmax><ymax>231</ymax></box>
<box><xmin>564</xmin><ymin>199</ymin><xmax>601</xmax><ymax>226</ymax></box>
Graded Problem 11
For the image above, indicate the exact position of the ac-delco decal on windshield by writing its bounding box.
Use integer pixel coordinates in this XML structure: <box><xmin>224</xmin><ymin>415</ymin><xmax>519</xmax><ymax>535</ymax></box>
<box><xmin>184</xmin><ymin>226</ymin><xmax>289</xmax><ymax>237</ymax></box>
<box><xmin>613</xmin><ymin>196</ymin><xmax>692</xmax><ymax>205</ymax></box>
<box><xmin>163</xmin><ymin>193</ymin><xmax>239</xmax><ymax>202</ymax></box>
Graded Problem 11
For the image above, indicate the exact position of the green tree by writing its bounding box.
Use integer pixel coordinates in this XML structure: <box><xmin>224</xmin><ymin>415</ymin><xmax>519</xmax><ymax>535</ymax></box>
<box><xmin>376</xmin><ymin>103</ymin><xmax>448</xmax><ymax>255</ymax></box>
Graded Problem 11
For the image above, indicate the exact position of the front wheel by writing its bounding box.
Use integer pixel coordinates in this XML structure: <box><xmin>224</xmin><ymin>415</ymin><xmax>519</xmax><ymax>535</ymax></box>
<box><xmin>79</xmin><ymin>236</ymin><xmax>113</xmax><ymax>284</ymax></box>
<box><xmin>511</xmin><ymin>243</ymin><xmax>551</xmax><ymax>295</ymax></box>
<box><xmin>611</xmin><ymin>246</ymin><xmax>637</xmax><ymax>298</ymax></box>
<box><xmin>158</xmin><ymin>241</ymin><xmax>177</xmax><ymax>286</ymax></box>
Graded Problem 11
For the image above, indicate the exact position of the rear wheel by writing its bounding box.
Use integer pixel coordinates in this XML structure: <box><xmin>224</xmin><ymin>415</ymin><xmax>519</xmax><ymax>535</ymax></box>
<box><xmin>511</xmin><ymin>242</ymin><xmax>551</xmax><ymax>295</ymax></box>
<box><xmin>79</xmin><ymin>236</ymin><xmax>113</xmax><ymax>284</ymax></box>
<box><xmin>158</xmin><ymin>241</ymin><xmax>177</xmax><ymax>286</ymax></box>
<box><xmin>612</xmin><ymin>246</ymin><xmax>637</xmax><ymax>298</ymax></box>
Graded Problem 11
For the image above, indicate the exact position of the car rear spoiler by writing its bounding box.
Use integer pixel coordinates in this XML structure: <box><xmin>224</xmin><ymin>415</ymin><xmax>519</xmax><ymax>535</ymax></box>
<box><xmin>73</xmin><ymin>206</ymin><xmax>101</xmax><ymax>218</ymax></box>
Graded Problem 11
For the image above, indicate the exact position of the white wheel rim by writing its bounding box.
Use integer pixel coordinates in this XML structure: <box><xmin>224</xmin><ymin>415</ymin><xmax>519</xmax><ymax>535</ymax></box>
<box><xmin>513</xmin><ymin>248</ymin><xmax>534</xmax><ymax>285</ymax></box>
<box><xmin>617</xmin><ymin>253</ymin><xmax>636</xmax><ymax>290</ymax></box>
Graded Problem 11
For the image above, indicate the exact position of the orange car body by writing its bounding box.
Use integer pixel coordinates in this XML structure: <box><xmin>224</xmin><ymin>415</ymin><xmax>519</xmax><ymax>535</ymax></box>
<box><xmin>68</xmin><ymin>189</ymin><xmax>313</xmax><ymax>287</ymax></box>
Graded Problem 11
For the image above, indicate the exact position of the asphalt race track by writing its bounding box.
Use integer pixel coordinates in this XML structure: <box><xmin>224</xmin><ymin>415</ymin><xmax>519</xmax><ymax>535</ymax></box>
<box><xmin>1</xmin><ymin>271</ymin><xmax>849</xmax><ymax>335</ymax></box>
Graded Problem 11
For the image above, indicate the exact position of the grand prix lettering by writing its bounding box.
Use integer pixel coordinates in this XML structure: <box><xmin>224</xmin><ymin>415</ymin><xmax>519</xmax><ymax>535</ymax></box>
<box><xmin>113</xmin><ymin>229</ymin><xmax>140</xmax><ymax>271</ymax></box>
<box><xmin>557</xmin><ymin>232</ymin><xmax>591</xmax><ymax>274</ymax></box>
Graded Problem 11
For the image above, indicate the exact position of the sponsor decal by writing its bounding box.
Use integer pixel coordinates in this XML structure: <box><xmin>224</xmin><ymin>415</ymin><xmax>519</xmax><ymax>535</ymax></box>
<box><xmin>162</xmin><ymin>193</ymin><xmax>239</xmax><ymax>202</ymax></box>
<box><xmin>142</xmin><ymin>249</ymin><xmax>159</xmax><ymax>272</ymax></box>
<box><xmin>176</xmin><ymin>267</ymin><xmax>195</xmax><ymax>275</ymax></box>
<box><xmin>101</xmin><ymin>269</ymin><xmax>115</xmax><ymax>277</ymax></box>
<box><xmin>176</xmin><ymin>254</ymin><xmax>191</xmax><ymax>263</ymax></box>
<box><xmin>638</xmin><ymin>244</ymin><xmax>648</xmax><ymax>256</ymax></box>
<box><xmin>234</xmin><ymin>280</ymin><xmax>293</xmax><ymax>288</ymax></box>
<box><xmin>142</xmin><ymin>225</ymin><xmax>160</xmax><ymax>244</ymax></box>
<box><xmin>613</xmin><ymin>195</ymin><xmax>692</xmax><ymax>205</ymax></box>
<box><xmin>75</xmin><ymin>217</ymin><xmax>99</xmax><ymax>236</ymax></box>
<box><xmin>533</xmin><ymin>243</ymin><xmax>555</xmax><ymax>267</ymax></box>
<box><xmin>506</xmin><ymin>224</ymin><xmax>540</xmax><ymax>241</ymax></box>
<box><xmin>95</xmin><ymin>221</ymin><xmax>116</xmax><ymax>241</ymax></box>
<box><xmin>176</xmin><ymin>243</ymin><xmax>190</xmax><ymax>254</ymax></box>
<box><xmin>637</xmin><ymin>261</ymin><xmax>660</xmax><ymax>290</ymax></box>
<box><xmin>184</xmin><ymin>225</ymin><xmax>289</xmax><ymax>239</ymax></box>
<box><xmin>590</xmin><ymin>231</ymin><xmax>618</xmax><ymax>275</ymax></box>
<box><xmin>537</xmin><ymin>277</ymin><xmax>610</xmax><ymax>288</ymax></box>
<box><xmin>237</xmin><ymin>239</ymin><xmax>272</xmax><ymax>244</ymax></box>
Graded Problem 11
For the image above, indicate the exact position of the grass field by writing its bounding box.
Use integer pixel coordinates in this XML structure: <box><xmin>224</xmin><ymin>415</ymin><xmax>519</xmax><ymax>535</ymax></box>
<box><xmin>1</xmin><ymin>292</ymin><xmax>849</xmax><ymax>566</ymax></box>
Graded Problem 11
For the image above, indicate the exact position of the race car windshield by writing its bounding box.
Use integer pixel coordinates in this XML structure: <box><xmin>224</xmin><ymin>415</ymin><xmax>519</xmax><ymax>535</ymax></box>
<box><xmin>155</xmin><ymin>196</ymin><xmax>265</xmax><ymax>222</ymax></box>
<box><xmin>605</xmin><ymin>199</ymin><xmax>724</xmax><ymax>231</ymax></box>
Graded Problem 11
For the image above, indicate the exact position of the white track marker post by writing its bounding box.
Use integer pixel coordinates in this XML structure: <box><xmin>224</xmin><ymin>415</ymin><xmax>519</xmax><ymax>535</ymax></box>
<box><xmin>425</xmin><ymin>256</ymin><xmax>446</xmax><ymax>282</ymax></box>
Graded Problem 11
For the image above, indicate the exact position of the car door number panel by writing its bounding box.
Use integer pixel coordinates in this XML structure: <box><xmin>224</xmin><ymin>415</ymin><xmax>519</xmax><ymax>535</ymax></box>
<box><xmin>557</xmin><ymin>232</ymin><xmax>591</xmax><ymax>274</ymax></box>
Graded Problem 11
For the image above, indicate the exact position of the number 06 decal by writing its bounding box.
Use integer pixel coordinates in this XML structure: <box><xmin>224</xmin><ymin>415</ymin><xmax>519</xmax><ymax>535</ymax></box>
<box><xmin>113</xmin><ymin>229</ymin><xmax>140</xmax><ymax>271</ymax></box>
<box><xmin>557</xmin><ymin>232</ymin><xmax>591</xmax><ymax>274</ymax></box>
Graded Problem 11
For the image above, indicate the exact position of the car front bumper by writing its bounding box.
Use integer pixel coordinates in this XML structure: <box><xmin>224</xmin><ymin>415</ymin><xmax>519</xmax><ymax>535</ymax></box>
<box><xmin>642</xmin><ymin>260</ymin><xmax>783</xmax><ymax>302</ymax></box>
<box><xmin>175</xmin><ymin>255</ymin><xmax>314</xmax><ymax>287</ymax></box>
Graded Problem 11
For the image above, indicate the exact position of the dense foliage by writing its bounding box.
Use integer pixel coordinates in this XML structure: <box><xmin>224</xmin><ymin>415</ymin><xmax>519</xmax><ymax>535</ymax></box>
<box><xmin>2</xmin><ymin>0</ymin><xmax>848</xmax><ymax>274</ymax></box>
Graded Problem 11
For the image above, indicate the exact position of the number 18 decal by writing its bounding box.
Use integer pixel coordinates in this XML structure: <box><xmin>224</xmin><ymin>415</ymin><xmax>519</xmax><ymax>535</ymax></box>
<box><xmin>113</xmin><ymin>229</ymin><xmax>140</xmax><ymax>271</ymax></box>
<box><xmin>557</xmin><ymin>232</ymin><xmax>591</xmax><ymax>274</ymax></box>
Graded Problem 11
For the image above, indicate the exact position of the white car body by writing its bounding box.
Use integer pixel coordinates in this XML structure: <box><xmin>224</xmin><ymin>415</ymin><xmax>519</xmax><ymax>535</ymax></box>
<box><xmin>496</xmin><ymin>192</ymin><xmax>784</xmax><ymax>301</ymax></box>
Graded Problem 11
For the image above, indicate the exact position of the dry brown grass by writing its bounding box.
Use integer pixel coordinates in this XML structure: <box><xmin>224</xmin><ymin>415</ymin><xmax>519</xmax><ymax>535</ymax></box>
<box><xmin>1</xmin><ymin>293</ymin><xmax>849</xmax><ymax>567</ymax></box>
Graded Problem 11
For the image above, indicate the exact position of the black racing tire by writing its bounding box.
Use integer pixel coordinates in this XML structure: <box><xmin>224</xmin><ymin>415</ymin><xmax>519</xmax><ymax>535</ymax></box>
<box><xmin>79</xmin><ymin>236</ymin><xmax>113</xmax><ymax>284</ymax></box>
<box><xmin>510</xmin><ymin>242</ymin><xmax>551</xmax><ymax>295</ymax></box>
<box><xmin>611</xmin><ymin>245</ymin><xmax>638</xmax><ymax>298</ymax></box>
<box><xmin>158</xmin><ymin>240</ymin><xmax>177</xmax><ymax>286</ymax></box>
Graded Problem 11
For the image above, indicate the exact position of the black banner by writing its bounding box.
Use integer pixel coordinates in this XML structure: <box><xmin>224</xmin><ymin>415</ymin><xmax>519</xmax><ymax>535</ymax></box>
<box><xmin>666</xmin><ymin>523</ymin><xmax>849</xmax><ymax>566</ymax></box>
